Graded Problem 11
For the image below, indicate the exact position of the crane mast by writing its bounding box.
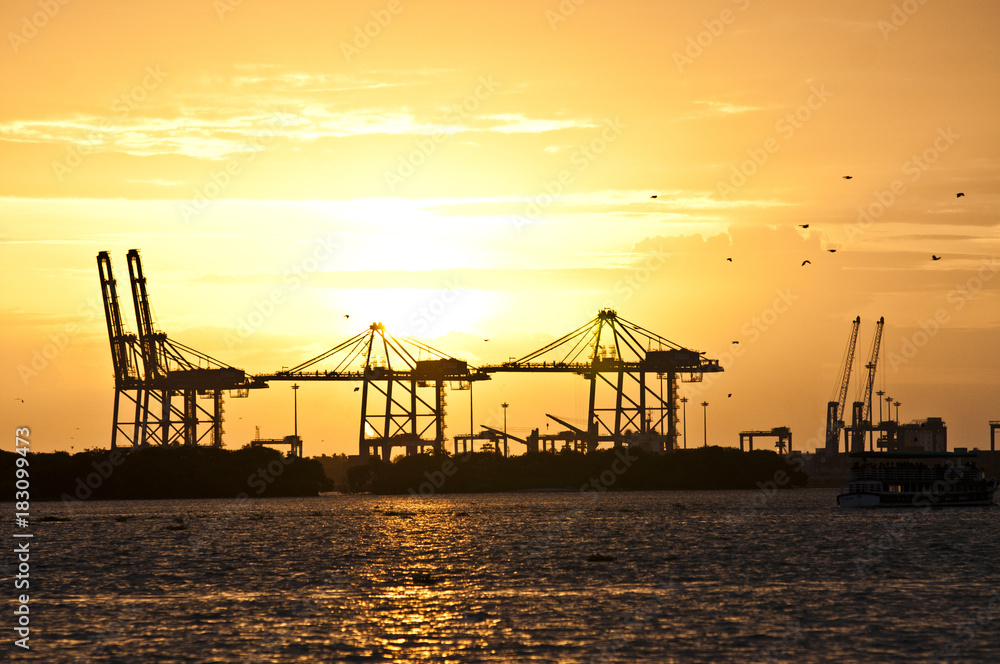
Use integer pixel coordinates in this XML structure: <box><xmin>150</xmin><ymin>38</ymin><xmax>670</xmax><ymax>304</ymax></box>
<box><xmin>851</xmin><ymin>316</ymin><xmax>884</xmax><ymax>453</ymax></box>
<box><xmin>825</xmin><ymin>316</ymin><xmax>860</xmax><ymax>454</ymax></box>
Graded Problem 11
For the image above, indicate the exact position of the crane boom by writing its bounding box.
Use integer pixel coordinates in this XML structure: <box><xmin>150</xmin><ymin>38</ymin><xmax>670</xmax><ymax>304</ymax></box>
<box><xmin>825</xmin><ymin>316</ymin><xmax>860</xmax><ymax>453</ymax></box>
<box><xmin>860</xmin><ymin>316</ymin><xmax>884</xmax><ymax>425</ymax></box>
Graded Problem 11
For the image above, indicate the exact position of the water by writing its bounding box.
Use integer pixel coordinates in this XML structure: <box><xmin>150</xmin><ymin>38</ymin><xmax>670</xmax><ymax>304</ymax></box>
<box><xmin>9</xmin><ymin>489</ymin><xmax>1000</xmax><ymax>663</ymax></box>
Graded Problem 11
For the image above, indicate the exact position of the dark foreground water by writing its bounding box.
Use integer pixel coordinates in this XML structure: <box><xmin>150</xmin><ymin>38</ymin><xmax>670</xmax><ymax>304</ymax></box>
<box><xmin>5</xmin><ymin>489</ymin><xmax>999</xmax><ymax>663</ymax></box>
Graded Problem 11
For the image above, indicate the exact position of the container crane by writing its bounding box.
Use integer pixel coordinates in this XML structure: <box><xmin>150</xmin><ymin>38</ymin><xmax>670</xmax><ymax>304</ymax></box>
<box><xmin>851</xmin><ymin>316</ymin><xmax>884</xmax><ymax>453</ymax></box>
<box><xmin>825</xmin><ymin>316</ymin><xmax>860</xmax><ymax>454</ymax></box>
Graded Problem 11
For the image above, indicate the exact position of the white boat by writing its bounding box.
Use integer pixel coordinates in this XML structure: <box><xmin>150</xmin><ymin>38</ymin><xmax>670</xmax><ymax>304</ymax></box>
<box><xmin>837</xmin><ymin>451</ymin><xmax>998</xmax><ymax>508</ymax></box>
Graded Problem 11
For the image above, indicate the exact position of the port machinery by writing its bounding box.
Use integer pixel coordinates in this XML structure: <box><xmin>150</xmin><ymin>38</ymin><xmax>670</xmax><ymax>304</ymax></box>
<box><xmin>256</xmin><ymin>323</ymin><xmax>490</xmax><ymax>460</ymax></box>
<box><xmin>480</xmin><ymin>309</ymin><xmax>722</xmax><ymax>453</ymax></box>
<box><xmin>97</xmin><ymin>253</ymin><xmax>722</xmax><ymax>458</ymax></box>
<box><xmin>824</xmin><ymin>316</ymin><xmax>890</xmax><ymax>455</ymax></box>
<box><xmin>98</xmin><ymin>250</ymin><xmax>266</xmax><ymax>449</ymax></box>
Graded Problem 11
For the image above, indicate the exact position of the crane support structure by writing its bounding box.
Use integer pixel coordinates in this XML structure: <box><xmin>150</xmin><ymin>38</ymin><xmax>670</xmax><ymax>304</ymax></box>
<box><xmin>825</xmin><ymin>316</ymin><xmax>861</xmax><ymax>454</ymax></box>
<box><xmin>481</xmin><ymin>309</ymin><xmax>721</xmax><ymax>452</ymax></box>
<box><xmin>258</xmin><ymin>323</ymin><xmax>489</xmax><ymax>460</ymax></box>
<box><xmin>851</xmin><ymin>316</ymin><xmax>884</xmax><ymax>453</ymax></box>
<box><xmin>97</xmin><ymin>250</ymin><xmax>265</xmax><ymax>449</ymax></box>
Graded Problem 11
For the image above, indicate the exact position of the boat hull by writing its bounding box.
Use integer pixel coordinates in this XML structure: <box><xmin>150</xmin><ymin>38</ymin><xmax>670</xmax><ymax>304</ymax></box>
<box><xmin>837</xmin><ymin>490</ymin><xmax>996</xmax><ymax>508</ymax></box>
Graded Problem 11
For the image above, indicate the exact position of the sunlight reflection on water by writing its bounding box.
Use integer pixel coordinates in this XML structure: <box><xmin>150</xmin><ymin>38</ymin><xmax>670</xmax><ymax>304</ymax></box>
<box><xmin>18</xmin><ymin>490</ymin><xmax>1000</xmax><ymax>662</ymax></box>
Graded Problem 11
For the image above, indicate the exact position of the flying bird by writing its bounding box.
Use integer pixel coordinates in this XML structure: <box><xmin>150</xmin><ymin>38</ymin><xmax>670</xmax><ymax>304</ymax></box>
<box><xmin>728</xmin><ymin>393</ymin><xmax>732</xmax><ymax>398</ymax></box>
<box><xmin>732</xmin><ymin>341</ymin><xmax>739</xmax><ymax>344</ymax></box>
<box><xmin>726</xmin><ymin>257</ymin><xmax>733</xmax><ymax>262</ymax></box>
<box><xmin>799</xmin><ymin>224</ymin><xmax>809</xmax><ymax>229</ymax></box>
<box><xmin>828</xmin><ymin>249</ymin><xmax>837</xmax><ymax>253</ymax></box>
<box><xmin>13</xmin><ymin>398</ymin><xmax>24</xmax><ymax>402</ymax></box>
<box><xmin>802</xmin><ymin>260</ymin><xmax>811</xmax><ymax>266</ymax></box>
<box><xmin>343</xmin><ymin>314</ymin><xmax>350</xmax><ymax>318</ymax></box>
<box><xmin>353</xmin><ymin>387</ymin><xmax>360</xmax><ymax>392</ymax></box>
<box><xmin>932</xmin><ymin>255</ymin><xmax>941</xmax><ymax>261</ymax></box>
<box><xmin>842</xmin><ymin>176</ymin><xmax>853</xmax><ymax>180</ymax></box>
<box><xmin>484</xmin><ymin>338</ymin><xmax>490</xmax><ymax>342</ymax></box>
<box><xmin>650</xmin><ymin>195</ymin><xmax>658</xmax><ymax>199</ymax></box>
<box><xmin>956</xmin><ymin>193</ymin><xmax>965</xmax><ymax>198</ymax></box>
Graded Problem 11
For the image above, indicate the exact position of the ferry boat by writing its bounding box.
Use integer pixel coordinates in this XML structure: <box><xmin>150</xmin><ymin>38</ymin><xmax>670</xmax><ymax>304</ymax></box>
<box><xmin>837</xmin><ymin>451</ymin><xmax>998</xmax><ymax>508</ymax></box>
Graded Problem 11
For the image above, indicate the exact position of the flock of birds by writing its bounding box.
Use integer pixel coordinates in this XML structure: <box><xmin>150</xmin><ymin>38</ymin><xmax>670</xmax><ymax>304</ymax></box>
<box><xmin>651</xmin><ymin>177</ymin><xmax>966</xmax><ymax>265</ymax></box>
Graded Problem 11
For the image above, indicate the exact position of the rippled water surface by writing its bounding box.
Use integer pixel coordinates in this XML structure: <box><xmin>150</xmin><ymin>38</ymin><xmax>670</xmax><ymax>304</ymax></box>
<box><xmin>10</xmin><ymin>490</ymin><xmax>1000</xmax><ymax>663</ymax></box>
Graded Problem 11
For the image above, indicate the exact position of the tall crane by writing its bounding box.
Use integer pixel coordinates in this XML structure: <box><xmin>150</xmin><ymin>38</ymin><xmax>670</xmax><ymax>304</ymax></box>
<box><xmin>825</xmin><ymin>316</ymin><xmax>860</xmax><ymax>454</ymax></box>
<box><xmin>851</xmin><ymin>316</ymin><xmax>884</xmax><ymax>453</ymax></box>
<box><xmin>98</xmin><ymin>250</ymin><xmax>265</xmax><ymax>449</ymax></box>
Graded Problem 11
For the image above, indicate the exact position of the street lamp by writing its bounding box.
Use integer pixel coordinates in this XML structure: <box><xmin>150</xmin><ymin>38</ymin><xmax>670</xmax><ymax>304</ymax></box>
<box><xmin>876</xmin><ymin>390</ymin><xmax>885</xmax><ymax>424</ymax></box>
<box><xmin>680</xmin><ymin>397</ymin><xmax>689</xmax><ymax>449</ymax></box>
<box><xmin>701</xmin><ymin>401</ymin><xmax>709</xmax><ymax>448</ymax></box>
<box><xmin>893</xmin><ymin>401</ymin><xmax>901</xmax><ymax>424</ymax></box>
<box><xmin>292</xmin><ymin>383</ymin><xmax>299</xmax><ymax>438</ymax></box>
<box><xmin>501</xmin><ymin>402</ymin><xmax>509</xmax><ymax>457</ymax></box>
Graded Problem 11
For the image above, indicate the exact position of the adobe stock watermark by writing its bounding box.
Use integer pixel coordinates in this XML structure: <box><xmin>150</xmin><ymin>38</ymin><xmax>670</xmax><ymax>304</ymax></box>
<box><xmin>689</xmin><ymin>288</ymin><xmax>799</xmax><ymax>396</ymax></box>
<box><xmin>18</xmin><ymin>297</ymin><xmax>103</xmax><ymax>385</ymax></box>
<box><xmin>843</xmin><ymin>126</ymin><xmax>959</xmax><ymax>244</ymax></box>
<box><xmin>7</xmin><ymin>0</ymin><xmax>73</xmax><ymax>54</ymax></box>
<box><xmin>611</xmin><ymin>250</ymin><xmax>669</xmax><ymax>305</ymax></box>
<box><xmin>885</xmin><ymin>256</ymin><xmax>998</xmax><ymax>373</ymax></box>
<box><xmin>878</xmin><ymin>0</ymin><xmax>931</xmax><ymax>41</ymax></box>
<box><xmin>931</xmin><ymin>590</ymin><xmax>1000</xmax><ymax>663</ymax></box>
<box><xmin>406</xmin><ymin>277</ymin><xmax>464</xmax><ymax>336</ymax></box>
<box><xmin>223</xmin><ymin>236</ymin><xmax>340</xmax><ymax>351</ymax></box>
<box><xmin>673</xmin><ymin>0</ymin><xmax>752</xmax><ymax>73</ymax></box>
<box><xmin>545</xmin><ymin>0</ymin><xmax>589</xmax><ymax>30</ymax></box>
<box><xmin>716</xmin><ymin>84</ymin><xmax>832</xmax><ymax>199</ymax></box>
<box><xmin>508</xmin><ymin>117</ymin><xmax>626</xmax><ymax>233</ymax></box>
<box><xmin>340</xmin><ymin>0</ymin><xmax>405</xmax><ymax>62</ymax></box>
<box><xmin>384</xmin><ymin>75</ymin><xmax>500</xmax><ymax>192</ymax></box>
<box><xmin>51</xmin><ymin>65</ymin><xmax>169</xmax><ymax>182</ymax></box>
<box><xmin>179</xmin><ymin>112</ymin><xmax>295</xmax><ymax>223</ymax></box>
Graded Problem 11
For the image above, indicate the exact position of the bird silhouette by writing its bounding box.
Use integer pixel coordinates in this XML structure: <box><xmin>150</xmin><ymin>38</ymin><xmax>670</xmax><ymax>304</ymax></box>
<box><xmin>727</xmin><ymin>393</ymin><xmax>732</xmax><ymax>398</ymax></box>
<box><xmin>843</xmin><ymin>176</ymin><xmax>853</xmax><ymax>180</ymax></box>
<box><xmin>343</xmin><ymin>314</ymin><xmax>350</xmax><ymax>318</ymax></box>
<box><xmin>484</xmin><ymin>338</ymin><xmax>490</xmax><ymax>342</ymax></box>
<box><xmin>802</xmin><ymin>260</ymin><xmax>811</xmax><ymax>266</ymax></box>
<box><xmin>13</xmin><ymin>398</ymin><xmax>24</xmax><ymax>402</ymax></box>
<box><xmin>956</xmin><ymin>193</ymin><xmax>965</xmax><ymax>198</ymax></box>
<box><xmin>932</xmin><ymin>255</ymin><xmax>941</xmax><ymax>261</ymax></box>
<box><xmin>732</xmin><ymin>341</ymin><xmax>739</xmax><ymax>344</ymax></box>
<box><xmin>828</xmin><ymin>249</ymin><xmax>837</xmax><ymax>253</ymax></box>
<box><xmin>650</xmin><ymin>195</ymin><xmax>658</xmax><ymax>199</ymax></box>
<box><xmin>353</xmin><ymin>387</ymin><xmax>360</xmax><ymax>392</ymax></box>
<box><xmin>726</xmin><ymin>257</ymin><xmax>733</xmax><ymax>262</ymax></box>
<box><xmin>799</xmin><ymin>224</ymin><xmax>809</xmax><ymax>229</ymax></box>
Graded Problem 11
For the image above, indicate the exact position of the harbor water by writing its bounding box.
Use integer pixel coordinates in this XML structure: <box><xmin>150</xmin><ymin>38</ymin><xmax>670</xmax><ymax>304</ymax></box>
<box><xmin>8</xmin><ymin>489</ymin><xmax>1000</xmax><ymax>663</ymax></box>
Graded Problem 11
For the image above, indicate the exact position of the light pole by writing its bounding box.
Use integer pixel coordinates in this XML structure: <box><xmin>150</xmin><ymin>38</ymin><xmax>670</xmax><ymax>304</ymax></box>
<box><xmin>701</xmin><ymin>401</ymin><xmax>709</xmax><ymax>448</ymax></box>
<box><xmin>292</xmin><ymin>383</ymin><xmax>299</xmax><ymax>438</ymax></box>
<box><xmin>893</xmin><ymin>401</ymin><xmax>901</xmax><ymax>424</ymax></box>
<box><xmin>876</xmin><ymin>390</ymin><xmax>885</xmax><ymax>425</ymax></box>
<box><xmin>680</xmin><ymin>397</ymin><xmax>689</xmax><ymax>449</ymax></box>
<box><xmin>501</xmin><ymin>402</ymin><xmax>509</xmax><ymax>457</ymax></box>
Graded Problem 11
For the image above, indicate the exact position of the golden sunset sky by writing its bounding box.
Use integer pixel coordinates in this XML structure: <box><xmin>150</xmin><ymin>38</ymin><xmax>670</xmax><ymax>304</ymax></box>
<box><xmin>2</xmin><ymin>0</ymin><xmax>999</xmax><ymax>456</ymax></box>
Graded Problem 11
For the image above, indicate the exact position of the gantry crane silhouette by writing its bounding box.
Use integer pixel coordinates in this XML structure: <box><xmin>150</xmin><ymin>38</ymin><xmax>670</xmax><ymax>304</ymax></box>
<box><xmin>824</xmin><ymin>316</ymin><xmax>887</xmax><ymax>454</ymax></box>
<box><xmin>825</xmin><ymin>316</ymin><xmax>860</xmax><ymax>454</ymax></box>
<box><xmin>98</xmin><ymin>250</ymin><xmax>266</xmax><ymax>449</ymax></box>
<box><xmin>481</xmin><ymin>309</ymin><xmax>722</xmax><ymax>452</ymax></box>
<box><xmin>257</xmin><ymin>323</ymin><xmax>490</xmax><ymax>460</ymax></box>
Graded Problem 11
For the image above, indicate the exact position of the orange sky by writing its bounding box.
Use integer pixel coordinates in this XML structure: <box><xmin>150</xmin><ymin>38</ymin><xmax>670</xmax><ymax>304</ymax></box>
<box><xmin>2</xmin><ymin>0</ymin><xmax>999</xmax><ymax>456</ymax></box>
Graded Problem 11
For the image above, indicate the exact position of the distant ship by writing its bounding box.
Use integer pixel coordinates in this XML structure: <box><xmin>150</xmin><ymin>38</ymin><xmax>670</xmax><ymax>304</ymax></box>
<box><xmin>837</xmin><ymin>451</ymin><xmax>998</xmax><ymax>507</ymax></box>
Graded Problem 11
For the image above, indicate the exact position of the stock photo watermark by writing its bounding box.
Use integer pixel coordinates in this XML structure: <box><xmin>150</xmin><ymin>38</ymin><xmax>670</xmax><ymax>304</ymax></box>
<box><xmin>673</xmin><ymin>0</ymin><xmax>753</xmax><ymax>73</ymax></box>
<box><xmin>843</xmin><ymin>126</ymin><xmax>959</xmax><ymax>244</ymax></box>
<box><xmin>716</xmin><ymin>84</ymin><xmax>833</xmax><ymax>199</ymax></box>
<box><xmin>7</xmin><ymin>0</ymin><xmax>72</xmax><ymax>54</ymax></box>
<box><xmin>885</xmin><ymin>256</ymin><xmax>998</xmax><ymax>373</ymax></box>
<box><xmin>383</xmin><ymin>75</ymin><xmax>500</xmax><ymax>192</ymax></box>
<box><xmin>51</xmin><ymin>65</ymin><xmax>169</xmax><ymax>182</ymax></box>
<box><xmin>508</xmin><ymin>117</ymin><xmax>626</xmax><ymax>233</ymax></box>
